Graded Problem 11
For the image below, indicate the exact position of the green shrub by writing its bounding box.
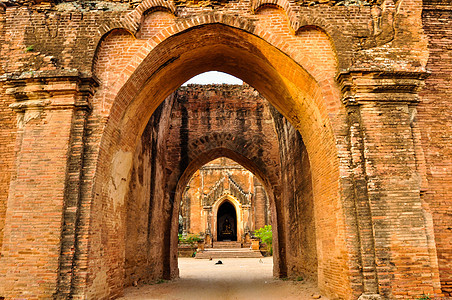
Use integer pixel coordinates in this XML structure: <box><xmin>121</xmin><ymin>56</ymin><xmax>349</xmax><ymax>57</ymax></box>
<box><xmin>254</xmin><ymin>225</ymin><xmax>273</xmax><ymax>255</ymax></box>
<box><xmin>417</xmin><ymin>294</ymin><xmax>431</xmax><ymax>300</ymax></box>
<box><xmin>178</xmin><ymin>234</ymin><xmax>201</xmax><ymax>244</ymax></box>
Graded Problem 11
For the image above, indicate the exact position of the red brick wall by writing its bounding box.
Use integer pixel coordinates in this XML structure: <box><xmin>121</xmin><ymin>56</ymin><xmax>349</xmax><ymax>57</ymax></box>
<box><xmin>0</xmin><ymin>79</ymin><xmax>84</xmax><ymax>299</ymax></box>
<box><xmin>0</xmin><ymin>86</ymin><xmax>15</xmax><ymax>252</ymax></box>
<box><xmin>252</xmin><ymin>176</ymin><xmax>271</xmax><ymax>230</ymax></box>
<box><xmin>420</xmin><ymin>5</ymin><xmax>452</xmax><ymax>296</ymax></box>
<box><xmin>0</xmin><ymin>8</ymin><xmax>14</xmax><ymax>254</ymax></box>
<box><xmin>273</xmin><ymin>112</ymin><xmax>318</xmax><ymax>282</ymax></box>
<box><xmin>358</xmin><ymin>102</ymin><xmax>441</xmax><ymax>298</ymax></box>
<box><xmin>123</xmin><ymin>94</ymin><xmax>176</xmax><ymax>287</ymax></box>
<box><xmin>183</xmin><ymin>170</ymin><xmax>201</xmax><ymax>233</ymax></box>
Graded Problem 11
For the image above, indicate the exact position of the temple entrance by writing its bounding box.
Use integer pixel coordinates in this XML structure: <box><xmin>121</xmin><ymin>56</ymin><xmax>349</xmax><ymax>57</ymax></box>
<box><xmin>216</xmin><ymin>201</ymin><xmax>237</xmax><ymax>241</ymax></box>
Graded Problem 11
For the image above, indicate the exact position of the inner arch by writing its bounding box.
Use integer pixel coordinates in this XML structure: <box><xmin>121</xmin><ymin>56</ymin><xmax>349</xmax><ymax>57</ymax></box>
<box><xmin>171</xmin><ymin>147</ymin><xmax>282</xmax><ymax>274</ymax></box>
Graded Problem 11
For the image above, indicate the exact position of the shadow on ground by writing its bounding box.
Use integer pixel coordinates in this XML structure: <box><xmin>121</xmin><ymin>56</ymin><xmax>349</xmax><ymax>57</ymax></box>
<box><xmin>119</xmin><ymin>257</ymin><xmax>328</xmax><ymax>300</ymax></box>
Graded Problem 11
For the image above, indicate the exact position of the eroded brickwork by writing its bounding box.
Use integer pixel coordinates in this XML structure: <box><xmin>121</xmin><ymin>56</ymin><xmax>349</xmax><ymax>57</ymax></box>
<box><xmin>272</xmin><ymin>109</ymin><xmax>318</xmax><ymax>282</ymax></box>
<box><xmin>0</xmin><ymin>84</ymin><xmax>15</xmax><ymax>251</ymax></box>
<box><xmin>420</xmin><ymin>4</ymin><xmax>452</xmax><ymax>296</ymax></box>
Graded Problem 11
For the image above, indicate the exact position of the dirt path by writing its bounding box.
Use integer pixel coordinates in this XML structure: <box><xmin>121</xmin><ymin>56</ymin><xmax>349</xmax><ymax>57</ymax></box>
<box><xmin>120</xmin><ymin>257</ymin><xmax>329</xmax><ymax>300</ymax></box>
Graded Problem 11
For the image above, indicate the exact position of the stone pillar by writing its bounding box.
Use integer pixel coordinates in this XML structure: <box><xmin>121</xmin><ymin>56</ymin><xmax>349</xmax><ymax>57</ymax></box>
<box><xmin>203</xmin><ymin>206</ymin><xmax>212</xmax><ymax>241</ymax></box>
<box><xmin>338</xmin><ymin>71</ymin><xmax>442</xmax><ymax>298</ymax></box>
<box><xmin>242</xmin><ymin>204</ymin><xmax>250</xmax><ymax>233</ymax></box>
<box><xmin>253</xmin><ymin>178</ymin><xmax>267</xmax><ymax>230</ymax></box>
<box><xmin>0</xmin><ymin>71</ymin><xmax>96</xmax><ymax>299</ymax></box>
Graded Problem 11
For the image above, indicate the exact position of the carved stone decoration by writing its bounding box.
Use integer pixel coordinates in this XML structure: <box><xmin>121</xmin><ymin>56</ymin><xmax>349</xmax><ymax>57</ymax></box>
<box><xmin>362</xmin><ymin>0</ymin><xmax>395</xmax><ymax>48</ymax></box>
<box><xmin>9</xmin><ymin>99</ymin><xmax>51</xmax><ymax>128</ymax></box>
<box><xmin>202</xmin><ymin>175</ymin><xmax>251</xmax><ymax>207</ymax></box>
<box><xmin>337</xmin><ymin>70</ymin><xmax>429</xmax><ymax>106</ymax></box>
<box><xmin>2</xmin><ymin>71</ymin><xmax>96</xmax><ymax>121</ymax></box>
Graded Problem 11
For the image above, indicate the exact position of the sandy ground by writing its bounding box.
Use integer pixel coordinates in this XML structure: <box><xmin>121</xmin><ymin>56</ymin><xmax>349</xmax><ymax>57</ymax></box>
<box><xmin>119</xmin><ymin>257</ymin><xmax>329</xmax><ymax>300</ymax></box>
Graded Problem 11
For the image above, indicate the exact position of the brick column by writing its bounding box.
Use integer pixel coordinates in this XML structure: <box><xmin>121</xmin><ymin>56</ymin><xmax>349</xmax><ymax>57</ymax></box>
<box><xmin>338</xmin><ymin>71</ymin><xmax>442</xmax><ymax>299</ymax></box>
<box><xmin>0</xmin><ymin>71</ymin><xmax>95</xmax><ymax>299</ymax></box>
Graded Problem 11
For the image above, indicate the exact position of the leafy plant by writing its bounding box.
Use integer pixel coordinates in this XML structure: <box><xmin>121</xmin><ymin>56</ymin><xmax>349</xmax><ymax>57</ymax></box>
<box><xmin>254</xmin><ymin>225</ymin><xmax>273</xmax><ymax>255</ymax></box>
<box><xmin>25</xmin><ymin>45</ymin><xmax>34</xmax><ymax>52</ymax></box>
<box><xmin>178</xmin><ymin>234</ymin><xmax>201</xmax><ymax>244</ymax></box>
<box><xmin>417</xmin><ymin>294</ymin><xmax>431</xmax><ymax>300</ymax></box>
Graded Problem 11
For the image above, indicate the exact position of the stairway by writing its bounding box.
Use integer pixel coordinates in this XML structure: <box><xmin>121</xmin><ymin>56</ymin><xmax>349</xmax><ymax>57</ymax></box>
<box><xmin>212</xmin><ymin>241</ymin><xmax>242</xmax><ymax>248</ymax></box>
<box><xmin>195</xmin><ymin>248</ymin><xmax>263</xmax><ymax>259</ymax></box>
<box><xmin>195</xmin><ymin>241</ymin><xmax>263</xmax><ymax>259</ymax></box>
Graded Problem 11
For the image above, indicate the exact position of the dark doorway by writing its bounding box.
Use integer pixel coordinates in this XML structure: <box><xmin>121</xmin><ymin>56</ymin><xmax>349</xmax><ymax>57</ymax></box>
<box><xmin>217</xmin><ymin>201</ymin><xmax>237</xmax><ymax>241</ymax></box>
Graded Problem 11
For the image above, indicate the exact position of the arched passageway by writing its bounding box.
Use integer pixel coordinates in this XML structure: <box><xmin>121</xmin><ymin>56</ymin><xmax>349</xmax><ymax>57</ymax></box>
<box><xmin>82</xmin><ymin>22</ymin><xmax>344</xmax><ymax>299</ymax></box>
<box><xmin>136</xmin><ymin>85</ymin><xmax>290</xmax><ymax>281</ymax></box>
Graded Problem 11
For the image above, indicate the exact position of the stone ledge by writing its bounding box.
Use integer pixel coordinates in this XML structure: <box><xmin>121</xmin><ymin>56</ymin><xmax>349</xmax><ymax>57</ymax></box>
<box><xmin>337</xmin><ymin>70</ymin><xmax>430</xmax><ymax>105</ymax></box>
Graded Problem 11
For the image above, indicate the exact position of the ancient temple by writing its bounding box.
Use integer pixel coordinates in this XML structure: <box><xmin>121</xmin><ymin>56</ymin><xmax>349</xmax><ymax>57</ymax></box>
<box><xmin>180</xmin><ymin>157</ymin><xmax>271</xmax><ymax>244</ymax></box>
<box><xmin>1</xmin><ymin>0</ymin><xmax>451</xmax><ymax>297</ymax></box>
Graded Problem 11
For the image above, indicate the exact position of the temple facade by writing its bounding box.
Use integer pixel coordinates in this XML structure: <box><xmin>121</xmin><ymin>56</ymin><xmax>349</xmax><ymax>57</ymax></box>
<box><xmin>180</xmin><ymin>157</ymin><xmax>271</xmax><ymax>244</ymax></box>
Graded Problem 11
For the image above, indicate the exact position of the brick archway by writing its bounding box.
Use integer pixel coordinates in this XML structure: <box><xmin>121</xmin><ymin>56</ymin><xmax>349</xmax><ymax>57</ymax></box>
<box><xmin>83</xmin><ymin>23</ymin><xmax>346</xmax><ymax>299</ymax></box>
<box><xmin>171</xmin><ymin>146</ymin><xmax>284</xmax><ymax>279</ymax></box>
<box><xmin>212</xmin><ymin>194</ymin><xmax>245</xmax><ymax>242</ymax></box>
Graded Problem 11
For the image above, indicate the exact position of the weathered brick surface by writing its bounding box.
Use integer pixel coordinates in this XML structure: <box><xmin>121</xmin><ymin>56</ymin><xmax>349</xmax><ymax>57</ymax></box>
<box><xmin>0</xmin><ymin>75</ymin><xmax>94</xmax><ymax>299</ymax></box>
<box><xmin>0</xmin><ymin>0</ymin><xmax>449</xmax><ymax>299</ymax></box>
<box><xmin>359</xmin><ymin>102</ymin><xmax>441</xmax><ymax>298</ymax></box>
<box><xmin>272</xmin><ymin>110</ymin><xmax>318</xmax><ymax>283</ymax></box>
<box><xmin>0</xmin><ymin>6</ymin><xmax>14</xmax><ymax>252</ymax></box>
<box><xmin>0</xmin><ymin>86</ymin><xmax>15</xmax><ymax>252</ymax></box>
<box><xmin>420</xmin><ymin>5</ymin><xmax>452</xmax><ymax>297</ymax></box>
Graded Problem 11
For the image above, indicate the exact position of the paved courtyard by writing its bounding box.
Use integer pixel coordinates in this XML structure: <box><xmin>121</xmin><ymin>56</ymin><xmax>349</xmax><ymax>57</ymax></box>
<box><xmin>120</xmin><ymin>257</ymin><xmax>328</xmax><ymax>300</ymax></box>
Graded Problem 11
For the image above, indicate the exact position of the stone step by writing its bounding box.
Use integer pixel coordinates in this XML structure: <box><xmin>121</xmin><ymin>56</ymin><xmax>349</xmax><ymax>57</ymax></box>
<box><xmin>195</xmin><ymin>248</ymin><xmax>263</xmax><ymax>259</ymax></box>
<box><xmin>212</xmin><ymin>241</ymin><xmax>242</xmax><ymax>248</ymax></box>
